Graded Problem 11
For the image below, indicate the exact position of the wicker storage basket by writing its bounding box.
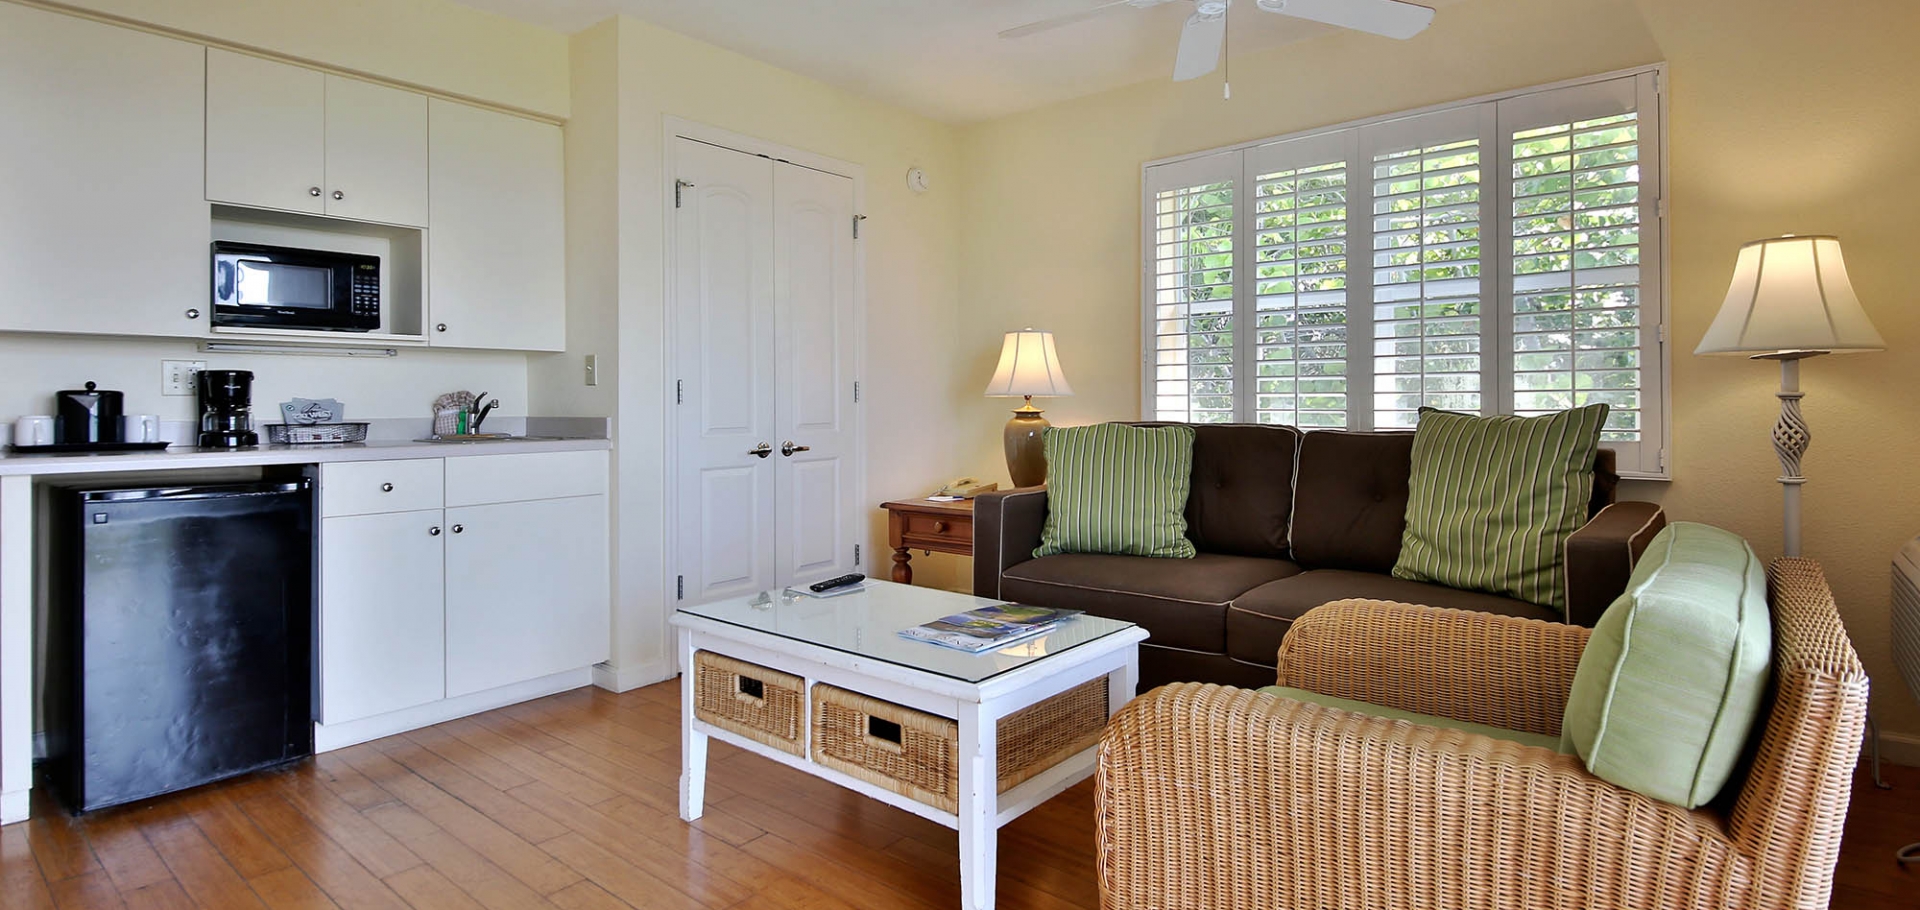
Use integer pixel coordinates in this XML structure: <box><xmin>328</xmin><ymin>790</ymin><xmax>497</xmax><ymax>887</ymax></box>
<box><xmin>811</xmin><ymin>678</ymin><xmax>1109</xmax><ymax>813</ymax></box>
<box><xmin>693</xmin><ymin>651</ymin><xmax>805</xmax><ymax>756</ymax></box>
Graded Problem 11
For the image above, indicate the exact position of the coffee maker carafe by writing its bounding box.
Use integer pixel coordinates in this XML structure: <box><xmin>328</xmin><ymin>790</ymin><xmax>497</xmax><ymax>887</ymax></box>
<box><xmin>196</xmin><ymin>369</ymin><xmax>258</xmax><ymax>448</ymax></box>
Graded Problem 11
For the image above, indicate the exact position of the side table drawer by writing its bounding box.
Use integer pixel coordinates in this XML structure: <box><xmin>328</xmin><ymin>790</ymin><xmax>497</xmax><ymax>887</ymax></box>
<box><xmin>901</xmin><ymin>512</ymin><xmax>971</xmax><ymax>547</ymax></box>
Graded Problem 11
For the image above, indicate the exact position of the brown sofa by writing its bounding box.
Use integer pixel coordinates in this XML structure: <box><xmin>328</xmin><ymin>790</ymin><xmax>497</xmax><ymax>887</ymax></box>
<box><xmin>972</xmin><ymin>423</ymin><xmax>1666</xmax><ymax>691</ymax></box>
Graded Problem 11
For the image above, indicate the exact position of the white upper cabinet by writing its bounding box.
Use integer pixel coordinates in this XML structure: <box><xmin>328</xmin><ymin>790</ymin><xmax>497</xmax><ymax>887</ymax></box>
<box><xmin>427</xmin><ymin>99</ymin><xmax>567</xmax><ymax>351</ymax></box>
<box><xmin>206</xmin><ymin>50</ymin><xmax>428</xmax><ymax>227</ymax></box>
<box><xmin>0</xmin><ymin>3</ymin><xmax>209</xmax><ymax>338</ymax></box>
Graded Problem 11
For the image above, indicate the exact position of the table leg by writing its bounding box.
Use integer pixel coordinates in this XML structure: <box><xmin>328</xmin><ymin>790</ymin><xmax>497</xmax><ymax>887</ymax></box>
<box><xmin>891</xmin><ymin>546</ymin><xmax>913</xmax><ymax>584</ymax></box>
<box><xmin>1108</xmin><ymin>646</ymin><xmax>1140</xmax><ymax>715</ymax></box>
<box><xmin>678</xmin><ymin>628</ymin><xmax>708</xmax><ymax>821</ymax></box>
<box><xmin>957</xmin><ymin>700</ymin><xmax>998</xmax><ymax>910</ymax></box>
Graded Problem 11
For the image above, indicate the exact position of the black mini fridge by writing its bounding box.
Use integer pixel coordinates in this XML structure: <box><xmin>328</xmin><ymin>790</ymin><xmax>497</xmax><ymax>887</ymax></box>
<box><xmin>47</xmin><ymin>480</ymin><xmax>314</xmax><ymax>812</ymax></box>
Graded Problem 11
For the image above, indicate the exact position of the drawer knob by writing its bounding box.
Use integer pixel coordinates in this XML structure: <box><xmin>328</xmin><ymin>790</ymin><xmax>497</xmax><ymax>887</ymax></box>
<box><xmin>381</xmin><ymin>483</ymin><xmax>394</xmax><ymax>492</ymax></box>
<box><xmin>933</xmin><ymin>520</ymin><xmax>949</xmax><ymax>533</ymax></box>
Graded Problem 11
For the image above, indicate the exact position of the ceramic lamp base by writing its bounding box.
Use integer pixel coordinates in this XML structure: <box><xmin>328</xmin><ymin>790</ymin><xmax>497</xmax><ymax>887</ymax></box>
<box><xmin>1004</xmin><ymin>403</ymin><xmax>1050</xmax><ymax>488</ymax></box>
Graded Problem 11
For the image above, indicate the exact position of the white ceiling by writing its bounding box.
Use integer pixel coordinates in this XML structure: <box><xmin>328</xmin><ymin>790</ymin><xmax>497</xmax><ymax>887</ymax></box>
<box><xmin>446</xmin><ymin>0</ymin><xmax>1390</xmax><ymax>123</ymax></box>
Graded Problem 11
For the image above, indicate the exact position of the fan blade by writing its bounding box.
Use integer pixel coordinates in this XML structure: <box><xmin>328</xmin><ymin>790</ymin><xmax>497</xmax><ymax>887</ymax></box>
<box><xmin>1172</xmin><ymin>11</ymin><xmax>1227</xmax><ymax>81</ymax></box>
<box><xmin>1260</xmin><ymin>0</ymin><xmax>1434</xmax><ymax>39</ymax></box>
<box><xmin>999</xmin><ymin>0</ymin><xmax>1149</xmax><ymax>40</ymax></box>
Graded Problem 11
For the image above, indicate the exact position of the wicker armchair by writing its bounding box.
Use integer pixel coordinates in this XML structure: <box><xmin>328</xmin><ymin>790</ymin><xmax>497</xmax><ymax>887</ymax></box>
<box><xmin>1095</xmin><ymin>558</ymin><xmax>1868</xmax><ymax>910</ymax></box>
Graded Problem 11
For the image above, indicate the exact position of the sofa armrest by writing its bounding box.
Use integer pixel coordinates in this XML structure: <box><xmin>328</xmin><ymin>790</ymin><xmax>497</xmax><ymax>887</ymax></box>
<box><xmin>1276</xmin><ymin>599</ymin><xmax>1589</xmax><ymax>737</ymax></box>
<box><xmin>970</xmin><ymin>486</ymin><xmax>1048</xmax><ymax>599</ymax></box>
<box><xmin>1097</xmin><ymin>683</ymin><xmax>1740</xmax><ymax>910</ymax></box>
<box><xmin>1564</xmin><ymin>500</ymin><xmax>1666</xmax><ymax>627</ymax></box>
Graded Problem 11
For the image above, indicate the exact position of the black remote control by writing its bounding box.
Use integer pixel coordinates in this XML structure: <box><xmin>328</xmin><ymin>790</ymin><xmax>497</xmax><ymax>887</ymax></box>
<box><xmin>809</xmin><ymin>573</ymin><xmax>866</xmax><ymax>593</ymax></box>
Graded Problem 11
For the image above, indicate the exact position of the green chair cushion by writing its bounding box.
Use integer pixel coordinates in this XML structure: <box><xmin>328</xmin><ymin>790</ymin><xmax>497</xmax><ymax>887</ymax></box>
<box><xmin>1561</xmin><ymin>522</ymin><xmax>1772</xmax><ymax>808</ymax></box>
<box><xmin>1035</xmin><ymin>423</ymin><xmax>1196</xmax><ymax>559</ymax></box>
<box><xmin>1392</xmin><ymin>404</ymin><xmax>1610</xmax><ymax>613</ymax></box>
<box><xmin>1257</xmin><ymin>685</ymin><xmax>1567</xmax><ymax>754</ymax></box>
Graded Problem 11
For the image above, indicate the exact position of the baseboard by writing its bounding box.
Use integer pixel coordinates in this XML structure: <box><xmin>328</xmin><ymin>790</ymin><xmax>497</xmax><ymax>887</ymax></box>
<box><xmin>1871</xmin><ymin>728</ymin><xmax>1920</xmax><ymax>769</ymax></box>
<box><xmin>313</xmin><ymin>667</ymin><xmax>593</xmax><ymax>753</ymax></box>
<box><xmin>1</xmin><ymin>788</ymin><xmax>27</xmax><ymax>825</ymax></box>
<box><xmin>591</xmin><ymin>658</ymin><xmax>674</xmax><ymax>693</ymax></box>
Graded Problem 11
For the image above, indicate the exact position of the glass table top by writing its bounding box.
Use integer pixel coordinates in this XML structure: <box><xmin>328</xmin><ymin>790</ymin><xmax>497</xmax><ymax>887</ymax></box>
<box><xmin>674</xmin><ymin>580</ymin><xmax>1137</xmax><ymax>683</ymax></box>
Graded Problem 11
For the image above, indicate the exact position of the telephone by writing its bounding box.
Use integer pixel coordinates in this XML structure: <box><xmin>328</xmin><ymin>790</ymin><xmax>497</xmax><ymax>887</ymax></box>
<box><xmin>932</xmin><ymin>476</ymin><xmax>999</xmax><ymax>500</ymax></box>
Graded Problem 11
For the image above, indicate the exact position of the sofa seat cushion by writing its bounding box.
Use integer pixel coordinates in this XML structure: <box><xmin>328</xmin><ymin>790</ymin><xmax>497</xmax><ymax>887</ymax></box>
<box><xmin>1256</xmin><ymin>685</ymin><xmax>1567</xmax><ymax>754</ymax></box>
<box><xmin>1227</xmin><ymin>570</ymin><xmax>1557</xmax><ymax>667</ymax></box>
<box><xmin>1001</xmin><ymin>553</ymin><xmax>1303</xmax><ymax>653</ymax></box>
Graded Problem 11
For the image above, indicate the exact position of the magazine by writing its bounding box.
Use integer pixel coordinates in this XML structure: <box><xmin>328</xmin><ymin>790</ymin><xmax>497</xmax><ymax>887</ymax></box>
<box><xmin>898</xmin><ymin>603</ymin><xmax>1081</xmax><ymax>653</ymax></box>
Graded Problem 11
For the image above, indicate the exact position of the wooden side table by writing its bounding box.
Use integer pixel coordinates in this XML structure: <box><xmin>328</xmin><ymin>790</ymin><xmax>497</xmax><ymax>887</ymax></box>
<box><xmin>880</xmin><ymin>498</ymin><xmax>974</xmax><ymax>585</ymax></box>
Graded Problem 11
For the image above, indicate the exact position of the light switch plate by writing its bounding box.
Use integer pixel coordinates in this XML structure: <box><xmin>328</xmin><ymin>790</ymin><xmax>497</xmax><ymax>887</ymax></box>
<box><xmin>584</xmin><ymin>354</ymin><xmax>599</xmax><ymax>387</ymax></box>
<box><xmin>162</xmin><ymin>360</ymin><xmax>206</xmax><ymax>396</ymax></box>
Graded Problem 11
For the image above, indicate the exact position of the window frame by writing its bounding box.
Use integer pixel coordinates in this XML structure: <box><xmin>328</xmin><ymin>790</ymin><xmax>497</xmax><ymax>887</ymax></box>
<box><xmin>1139</xmin><ymin>64</ymin><xmax>1670</xmax><ymax>479</ymax></box>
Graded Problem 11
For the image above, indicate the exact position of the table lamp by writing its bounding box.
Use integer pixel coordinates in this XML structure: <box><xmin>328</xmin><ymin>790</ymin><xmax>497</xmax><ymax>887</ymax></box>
<box><xmin>985</xmin><ymin>328</ymin><xmax>1073</xmax><ymax>488</ymax></box>
<box><xmin>1695</xmin><ymin>235</ymin><xmax>1884</xmax><ymax>557</ymax></box>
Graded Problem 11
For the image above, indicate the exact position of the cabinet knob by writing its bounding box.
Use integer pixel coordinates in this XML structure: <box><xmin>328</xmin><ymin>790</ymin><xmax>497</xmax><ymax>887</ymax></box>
<box><xmin>309</xmin><ymin>186</ymin><xmax>322</xmax><ymax>197</ymax></box>
<box><xmin>185</xmin><ymin>308</ymin><xmax>200</xmax><ymax>320</ymax></box>
<box><xmin>450</xmin><ymin>524</ymin><xmax>464</xmax><ymax>534</ymax></box>
<box><xmin>381</xmin><ymin>482</ymin><xmax>394</xmax><ymax>492</ymax></box>
<box><xmin>332</xmin><ymin>189</ymin><xmax>345</xmax><ymax>201</ymax></box>
<box><xmin>436</xmin><ymin>323</ymin><xmax>448</xmax><ymax>333</ymax></box>
<box><xmin>429</xmin><ymin>526</ymin><xmax>441</xmax><ymax>536</ymax></box>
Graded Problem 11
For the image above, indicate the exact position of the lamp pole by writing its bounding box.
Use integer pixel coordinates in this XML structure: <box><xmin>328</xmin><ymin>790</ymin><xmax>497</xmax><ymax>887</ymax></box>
<box><xmin>1757</xmin><ymin>352</ymin><xmax>1820</xmax><ymax>558</ymax></box>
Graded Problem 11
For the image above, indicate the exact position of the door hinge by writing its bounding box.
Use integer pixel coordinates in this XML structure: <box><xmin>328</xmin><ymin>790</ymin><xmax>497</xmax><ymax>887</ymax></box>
<box><xmin>1657</xmin><ymin>324</ymin><xmax>1668</xmax><ymax>344</ymax></box>
<box><xmin>1656</xmin><ymin>197</ymin><xmax>1667</xmax><ymax>220</ymax></box>
<box><xmin>853</xmin><ymin>214</ymin><xmax>867</xmax><ymax>239</ymax></box>
<box><xmin>853</xmin><ymin>381</ymin><xmax>861</xmax><ymax>403</ymax></box>
<box><xmin>676</xmin><ymin>575</ymin><xmax>685</xmax><ymax>600</ymax></box>
<box><xmin>854</xmin><ymin>544</ymin><xmax>861</xmax><ymax>566</ymax></box>
<box><xmin>676</xmin><ymin>379</ymin><xmax>684</xmax><ymax>404</ymax></box>
<box><xmin>1658</xmin><ymin>448</ymin><xmax>1668</xmax><ymax>471</ymax></box>
<box><xmin>675</xmin><ymin>179</ymin><xmax>694</xmax><ymax>208</ymax></box>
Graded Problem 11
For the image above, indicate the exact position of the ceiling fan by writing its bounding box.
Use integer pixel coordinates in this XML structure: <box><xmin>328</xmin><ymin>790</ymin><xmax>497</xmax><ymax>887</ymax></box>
<box><xmin>1001</xmin><ymin>0</ymin><xmax>1435</xmax><ymax>85</ymax></box>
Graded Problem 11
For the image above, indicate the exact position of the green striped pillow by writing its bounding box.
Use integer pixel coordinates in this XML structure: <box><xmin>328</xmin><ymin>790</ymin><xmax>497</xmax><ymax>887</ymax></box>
<box><xmin>1391</xmin><ymin>405</ymin><xmax>1609</xmax><ymax>613</ymax></box>
<box><xmin>1034</xmin><ymin>424</ymin><xmax>1197</xmax><ymax>560</ymax></box>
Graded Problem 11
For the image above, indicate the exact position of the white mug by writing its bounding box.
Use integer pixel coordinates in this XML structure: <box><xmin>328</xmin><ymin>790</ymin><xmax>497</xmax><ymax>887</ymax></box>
<box><xmin>13</xmin><ymin>415</ymin><xmax>54</xmax><ymax>447</ymax></box>
<box><xmin>123</xmin><ymin>414</ymin><xmax>161</xmax><ymax>444</ymax></box>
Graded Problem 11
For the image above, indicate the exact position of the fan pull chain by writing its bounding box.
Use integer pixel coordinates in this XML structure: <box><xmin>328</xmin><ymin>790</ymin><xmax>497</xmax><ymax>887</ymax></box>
<box><xmin>1223</xmin><ymin>0</ymin><xmax>1232</xmax><ymax>99</ymax></box>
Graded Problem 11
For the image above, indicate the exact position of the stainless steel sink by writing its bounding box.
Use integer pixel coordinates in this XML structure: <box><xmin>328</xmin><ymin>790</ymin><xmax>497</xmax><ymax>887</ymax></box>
<box><xmin>413</xmin><ymin>434</ymin><xmax>574</xmax><ymax>444</ymax></box>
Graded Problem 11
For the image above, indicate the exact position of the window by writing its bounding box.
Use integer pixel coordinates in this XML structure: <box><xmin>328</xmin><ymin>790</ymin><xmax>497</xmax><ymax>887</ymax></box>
<box><xmin>1142</xmin><ymin>69</ymin><xmax>1666</xmax><ymax>476</ymax></box>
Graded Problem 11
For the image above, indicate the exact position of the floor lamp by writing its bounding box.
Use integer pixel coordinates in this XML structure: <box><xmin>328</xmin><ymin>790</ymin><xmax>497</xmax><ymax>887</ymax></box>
<box><xmin>1694</xmin><ymin>235</ymin><xmax>1885</xmax><ymax>558</ymax></box>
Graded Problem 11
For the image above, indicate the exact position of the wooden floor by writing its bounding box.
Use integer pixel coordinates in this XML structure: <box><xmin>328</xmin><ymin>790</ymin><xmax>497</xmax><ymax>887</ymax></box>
<box><xmin>2</xmin><ymin>678</ymin><xmax>1917</xmax><ymax>910</ymax></box>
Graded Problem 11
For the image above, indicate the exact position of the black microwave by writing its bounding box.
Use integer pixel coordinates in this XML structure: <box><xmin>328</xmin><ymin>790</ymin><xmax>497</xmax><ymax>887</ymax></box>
<box><xmin>211</xmin><ymin>241</ymin><xmax>381</xmax><ymax>333</ymax></box>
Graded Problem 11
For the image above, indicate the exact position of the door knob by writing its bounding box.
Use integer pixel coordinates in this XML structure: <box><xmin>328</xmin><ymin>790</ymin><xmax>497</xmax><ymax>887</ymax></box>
<box><xmin>781</xmin><ymin>441</ymin><xmax>811</xmax><ymax>457</ymax></box>
<box><xmin>748</xmin><ymin>443</ymin><xmax>773</xmax><ymax>459</ymax></box>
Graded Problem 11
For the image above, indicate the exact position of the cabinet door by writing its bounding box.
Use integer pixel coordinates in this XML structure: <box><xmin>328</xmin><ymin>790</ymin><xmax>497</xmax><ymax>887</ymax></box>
<box><xmin>319</xmin><ymin>511</ymin><xmax>447</xmax><ymax>724</ymax></box>
<box><xmin>0</xmin><ymin>5</ymin><xmax>209</xmax><ymax>338</ymax></box>
<box><xmin>325</xmin><ymin>76</ymin><xmax>429</xmax><ymax>227</ymax></box>
<box><xmin>444</xmin><ymin>495</ymin><xmax>609</xmax><ymax>697</ymax></box>
<box><xmin>206</xmin><ymin>49</ymin><xmax>326</xmax><ymax>215</ymax></box>
<box><xmin>427</xmin><ymin>100</ymin><xmax>566</xmax><ymax>351</ymax></box>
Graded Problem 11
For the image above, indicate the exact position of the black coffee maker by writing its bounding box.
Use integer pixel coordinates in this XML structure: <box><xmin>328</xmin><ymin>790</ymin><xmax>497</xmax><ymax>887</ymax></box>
<box><xmin>197</xmin><ymin>369</ymin><xmax>258</xmax><ymax>448</ymax></box>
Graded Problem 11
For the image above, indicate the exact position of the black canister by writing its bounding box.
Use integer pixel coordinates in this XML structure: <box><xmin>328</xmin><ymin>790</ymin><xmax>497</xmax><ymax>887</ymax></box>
<box><xmin>54</xmin><ymin>381</ymin><xmax>124</xmax><ymax>444</ymax></box>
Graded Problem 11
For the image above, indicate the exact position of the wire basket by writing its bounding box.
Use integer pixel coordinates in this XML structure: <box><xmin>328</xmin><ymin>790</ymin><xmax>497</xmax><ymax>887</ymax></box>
<box><xmin>266</xmin><ymin>422</ymin><xmax>369</xmax><ymax>445</ymax></box>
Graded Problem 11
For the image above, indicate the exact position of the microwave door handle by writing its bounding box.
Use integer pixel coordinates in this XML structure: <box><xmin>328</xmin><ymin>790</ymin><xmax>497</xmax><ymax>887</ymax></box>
<box><xmin>215</xmin><ymin>260</ymin><xmax>235</xmax><ymax>301</ymax></box>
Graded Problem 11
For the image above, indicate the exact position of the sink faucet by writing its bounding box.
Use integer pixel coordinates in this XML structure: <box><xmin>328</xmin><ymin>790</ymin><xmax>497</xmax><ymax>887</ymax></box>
<box><xmin>471</xmin><ymin>396</ymin><xmax>499</xmax><ymax>433</ymax></box>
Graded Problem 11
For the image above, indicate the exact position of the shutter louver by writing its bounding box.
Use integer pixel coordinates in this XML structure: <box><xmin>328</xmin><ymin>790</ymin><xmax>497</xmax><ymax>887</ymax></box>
<box><xmin>1370</xmin><ymin>138</ymin><xmax>1484</xmax><ymax>429</ymax></box>
<box><xmin>1253</xmin><ymin>161</ymin><xmax>1349</xmax><ymax>428</ymax></box>
<box><xmin>1151</xmin><ymin>179</ymin><xmax>1235</xmax><ymax>423</ymax></box>
<box><xmin>1509</xmin><ymin>112</ymin><xmax>1644</xmax><ymax>442</ymax></box>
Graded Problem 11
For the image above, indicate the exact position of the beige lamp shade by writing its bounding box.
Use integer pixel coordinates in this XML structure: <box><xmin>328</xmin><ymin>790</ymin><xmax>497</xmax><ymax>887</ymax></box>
<box><xmin>1696</xmin><ymin>235</ymin><xmax>1885</xmax><ymax>357</ymax></box>
<box><xmin>985</xmin><ymin>329</ymin><xmax>1074</xmax><ymax>398</ymax></box>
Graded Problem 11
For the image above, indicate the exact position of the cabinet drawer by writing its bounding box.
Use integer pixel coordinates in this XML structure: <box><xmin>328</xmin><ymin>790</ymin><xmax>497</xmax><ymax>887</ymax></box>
<box><xmin>321</xmin><ymin>459</ymin><xmax>445</xmax><ymax>516</ymax></box>
<box><xmin>445</xmin><ymin>450</ymin><xmax>608</xmax><ymax>507</ymax></box>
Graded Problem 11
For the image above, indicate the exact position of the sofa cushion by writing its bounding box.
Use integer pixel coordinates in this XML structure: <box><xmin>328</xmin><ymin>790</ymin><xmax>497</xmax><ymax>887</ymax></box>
<box><xmin>1036</xmin><ymin>423</ymin><xmax>1197</xmax><ymax>559</ymax></box>
<box><xmin>1132</xmin><ymin>422</ymin><xmax>1300</xmax><ymax>559</ymax></box>
<box><xmin>1562</xmin><ymin>522</ymin><xmax>1772</xmax><ymax>809</ymax></box>
<box><xmin>1227</xmin><ymin>570</ymin><xmax>1556</xmax><ymax>667</ymax></box>
<box><xmin>1288</xmin><ymin>430</ymin><xmax>1416</xmax><ymax>573</ymax></box>
<box><xmin>1393</xmin><ymin>404</ymin><xmax>1611</xmax><ymax>613</ymax></box>
<box><xmin>1001</xmin><ymin>553</ymin><xmax>1302</xmax><ymax>653</ymax></box>
<box><xmin>1256</xmin><ymin>686</ymin><xmax>1567</xmax><ymax>754</ymax></box>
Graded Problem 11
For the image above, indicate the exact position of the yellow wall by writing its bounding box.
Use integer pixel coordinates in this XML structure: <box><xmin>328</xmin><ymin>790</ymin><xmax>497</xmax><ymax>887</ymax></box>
<box><xmin>955</xmin><ymin>0</ymin><xmax>1920</xmax><ymax>749</ymax></box>
<box><xmin>42</xmin><ymin>0</ymin><xmax>569</xmax><ymax>117</ymax></box>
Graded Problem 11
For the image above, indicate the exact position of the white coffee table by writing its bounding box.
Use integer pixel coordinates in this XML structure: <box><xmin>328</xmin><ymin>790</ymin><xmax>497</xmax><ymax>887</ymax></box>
<box><xmin>672</xmin><ymin>580</ymin><xmax>1145</xmax><ymax>910</ymax></box>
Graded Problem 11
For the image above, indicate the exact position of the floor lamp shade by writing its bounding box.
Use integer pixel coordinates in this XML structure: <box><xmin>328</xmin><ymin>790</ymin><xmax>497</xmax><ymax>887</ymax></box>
<box><xmin>986</xmin><ymin>329</ymin><xmax>1073</xmax><ymax>488</ymax></box>
<box><xmin>1695</xmin><ymin>235</ymin><xmax>1885</xmax><ymax>560</ymax></box>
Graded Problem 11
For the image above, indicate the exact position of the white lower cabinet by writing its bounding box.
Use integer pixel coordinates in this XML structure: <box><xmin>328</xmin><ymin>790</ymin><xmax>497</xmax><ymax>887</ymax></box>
<box><xmin>317</xmin><ymin>451</ymin><xmax>610</xmax><ymax>736</ymax></box>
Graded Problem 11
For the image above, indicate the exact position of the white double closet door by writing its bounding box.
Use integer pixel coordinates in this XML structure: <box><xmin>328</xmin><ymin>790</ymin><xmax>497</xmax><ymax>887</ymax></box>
<box><xmin>673</xmin><ymin>137</ymin><xmax>859</xmax><ymax>603</ymax></box>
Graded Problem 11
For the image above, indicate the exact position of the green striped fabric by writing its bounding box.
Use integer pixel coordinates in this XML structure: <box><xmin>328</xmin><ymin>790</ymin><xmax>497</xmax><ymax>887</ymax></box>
<box><xmin>1391</xmin><ymin>405</ymin><xmax>1609</xmax><ymax>613</ymax></box>
<box><xmin>1034</xmin><ymin>424</ymin><xmax>1197</xmax><ymax>560</ymax></box>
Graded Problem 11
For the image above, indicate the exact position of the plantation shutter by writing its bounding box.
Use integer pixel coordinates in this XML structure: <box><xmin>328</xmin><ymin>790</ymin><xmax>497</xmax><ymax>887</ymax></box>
<box><xmin>1245</xmin><ymin>132</ymin><xmax>1355</xmax><ymax>428</ymax></box>
<box><xmin>1143</xmin><ymin>151</ymin><xmax>1239</xmax><ymax>423</ymax></box>
<box><xmin>1495</xmin><ymin>72</ymin><xmax>1664</xmax><ymax>475</ymax></box>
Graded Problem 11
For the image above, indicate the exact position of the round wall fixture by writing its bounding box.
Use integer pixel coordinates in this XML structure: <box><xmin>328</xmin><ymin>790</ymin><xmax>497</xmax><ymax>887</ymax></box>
<box><xmin>906</xmin><ymin>167</ymin><xmax>931</xmax><ymax>194</ymax></box>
